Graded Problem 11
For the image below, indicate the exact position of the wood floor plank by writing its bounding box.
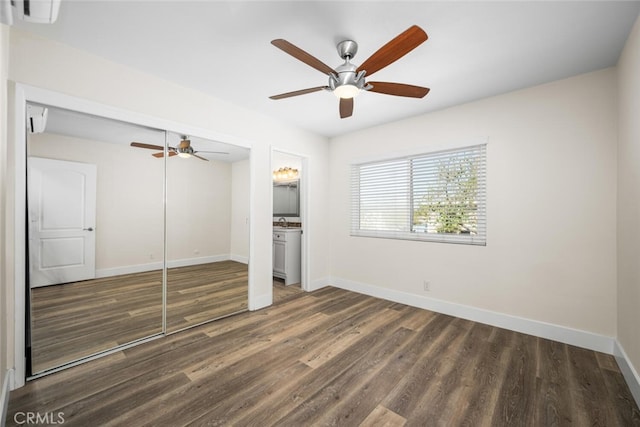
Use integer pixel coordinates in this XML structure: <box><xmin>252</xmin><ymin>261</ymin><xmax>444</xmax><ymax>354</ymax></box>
<box><xmin>184</xmin><ymin>311</ymin><xmax>330</xmax><ymax>382</ymax></box>
<box><xmin>398</xmin><ymin>320</ymin><xmax>479</xmax><ymax>426</ymax></box>
<box><xmin>532</xmin><ymin>338</ymin><xmax>574</xmax><ymax>426</ymax></box>
<box><xmin>274</xmin><ymin>327</ymin><xmax>417</xmax><ymax>426</ymax></box>
<box><xmin>455</xmin><ymin>325</ymin><xmax>512</xmax><ymax>427</ymax></box>
<box><xmin>596</xmin><ymin>351</ymin><xmax>622</xmax><ymax>373</ymax></box>
<box><xmin>429</xmin><ymin>322</ymin><xmax>495</xmax><ymax>426</ymax></box>
<box><xmin>600</xmin><ymin>368</ymin><xmax>640</xmax><ymax>425</ymax></box>
<box><xmin>30</xmin><ymin>261</ymin><xmax>248</xmax><ymax>373</ymax></box>
<box><xmin>381</xmin><ymin>313</ymin><xmax>459</xmax><ymax>417</ymax></box>
<box><xmin>359</xmin><ymin>405</ymin><xmax>407</xmax><ymax>427</ymax></box>
<box><xmin>567</xmin><ymin>345</ymin><xmax>617</xmax><ymax>425</ymax></box>
<box><xmin>299</xmin><ymin>308</ymin><xmax>402</xmax><ymax>369</ymax></box>
<box><xmin>230</xmin><ymin>305</ymin><xmax>420</xmax><ymax>426</ymax></box>
<box><xmin>490</xmin><ymin>330</ymin><xmax>537</xmax><ymax>426</ymax></box>
<box><xmin>8</xmin><ymin>287</ymin><xmax>640</xmax><ymax>426</ymax></box>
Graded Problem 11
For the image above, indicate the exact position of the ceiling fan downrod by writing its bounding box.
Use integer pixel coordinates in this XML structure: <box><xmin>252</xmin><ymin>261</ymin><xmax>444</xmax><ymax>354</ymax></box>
<box><xmin>328</xmin><ymin>40</ymin><xmax>371</xmax><ymax>97</ymax></box>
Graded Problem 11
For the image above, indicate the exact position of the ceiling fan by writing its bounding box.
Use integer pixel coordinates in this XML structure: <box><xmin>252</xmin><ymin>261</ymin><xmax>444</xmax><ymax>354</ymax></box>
<box><xmin>130</xmin><ymin>137</ymin><xmax>229</xmax><ymax>161</ymax></box>
<box><xmin>269</xmin><ymin>25</ymin><xmax>430</xmax><ymax>119</ymax></box>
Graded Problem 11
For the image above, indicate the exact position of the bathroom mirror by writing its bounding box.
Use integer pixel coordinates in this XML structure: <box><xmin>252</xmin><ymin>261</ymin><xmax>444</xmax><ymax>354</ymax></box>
<box><xmin>273</xmin><ymin>180</ymin><xmax>299</xmax><ymax>217</ymax></box>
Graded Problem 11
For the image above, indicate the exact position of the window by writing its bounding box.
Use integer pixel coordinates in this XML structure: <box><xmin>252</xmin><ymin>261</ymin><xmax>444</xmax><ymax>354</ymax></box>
<box><xmin>351</xmin><ymin>144</ymin><xmax>486</xmax><ymax>245</ymax></box>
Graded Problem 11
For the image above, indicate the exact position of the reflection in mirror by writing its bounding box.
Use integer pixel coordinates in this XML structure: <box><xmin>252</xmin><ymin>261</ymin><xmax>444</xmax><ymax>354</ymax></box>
<box><xmin>273</xmin><ymin>180</ymin><xmax>299</xmax><ymax>217</ymax></box>
<box><xmin>26</xmin><ymin>105</ymin><xmax>165</xmax><ymax>374</ymax></box>
<box><xmin>165</xmin><ymin>132</ymin><xmax>250</xmax><ymax>333</ymax></box>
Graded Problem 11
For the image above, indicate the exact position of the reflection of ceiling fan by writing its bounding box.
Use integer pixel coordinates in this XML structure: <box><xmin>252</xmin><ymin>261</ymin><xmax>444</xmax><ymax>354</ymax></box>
<box><xmin>130</xmin><ymin>137</ymin><xmax>229</xmax><ymax>161</ymax></box>
<box><xmin>269</xmin><ymin>25</ymin><xmax>430</xmax><ymax>119</ymax></box>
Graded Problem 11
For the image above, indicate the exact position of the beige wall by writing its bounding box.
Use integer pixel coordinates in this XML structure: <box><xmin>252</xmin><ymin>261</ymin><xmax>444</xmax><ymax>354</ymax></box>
<box><xmin>329</xmin><ymin>68</ymin><xmax>618</xmax><ymax>336</ymax></box>
<box><xmin>166</xmin><ymin>151</ymin><xmax>232</xmax><ymax>263</ymax></box>
<box><xmin>4</xmin><ymin>28</ymin><xmax>330</xmax><ymax>384</ymax></box>
<box><xmin>617</xmin><ymin>15</ymin><xmax>640</xmax><ymax>389</ymax></box>
<box><xmin>29</xmin><ymin>132</ymin><xmax>237</xmax><ymax>273</ymax></box>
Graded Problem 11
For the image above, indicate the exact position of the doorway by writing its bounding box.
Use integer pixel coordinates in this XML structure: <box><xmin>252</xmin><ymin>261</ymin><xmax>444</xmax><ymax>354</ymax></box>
<box><xmin>272</xmin><ymin>150</ymin><xmax>308</xmax><ymax>302</ymax></box>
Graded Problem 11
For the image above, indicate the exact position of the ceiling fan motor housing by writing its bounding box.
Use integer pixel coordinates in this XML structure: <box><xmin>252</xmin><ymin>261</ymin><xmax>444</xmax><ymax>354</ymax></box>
<box><xmin>328</xmin><ymin>40</ymin><xmax>370</xmax><ymax>95</ymax></box>
<box><xmin>328</xmin><ymin>61</ymin><xmax>367</xmax><ymax>92</ymax></box>
<box><xmin>337</xmin><ymin>40</ymin><xmax>358</xmax><ymax>60</ymax></box>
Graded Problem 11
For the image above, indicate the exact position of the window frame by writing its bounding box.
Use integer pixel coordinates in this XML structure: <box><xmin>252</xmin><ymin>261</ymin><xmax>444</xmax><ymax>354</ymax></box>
<box><xmin>350</xmin><ymin>143</ymin><xmax>487</xmax><ymax>246</ymax></box>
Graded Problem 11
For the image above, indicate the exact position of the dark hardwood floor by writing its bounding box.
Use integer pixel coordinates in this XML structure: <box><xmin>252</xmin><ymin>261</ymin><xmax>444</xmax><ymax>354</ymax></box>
<box><xmin>30</xmin><ymin>261</ymin><xmax>247</xmax><ymax>373</ymax></box>
<box><xmin>10</xmin><ymin>286</ymin><xmax>640</xmax><ymax>426</ymax></box>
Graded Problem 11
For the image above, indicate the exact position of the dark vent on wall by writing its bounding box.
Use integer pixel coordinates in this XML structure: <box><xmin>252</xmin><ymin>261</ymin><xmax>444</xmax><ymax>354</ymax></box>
<box><xmin>23</xmin><ymin>0</ymin><xmax>30</xmax><ymax>16</ymax></box>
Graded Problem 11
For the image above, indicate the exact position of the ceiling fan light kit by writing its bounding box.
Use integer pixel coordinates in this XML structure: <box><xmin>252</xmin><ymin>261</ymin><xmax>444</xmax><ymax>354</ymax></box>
<box><xmin>269</xmin><ymin>25</ymin><xmax>430</xmax><ymax>119</ymax></box>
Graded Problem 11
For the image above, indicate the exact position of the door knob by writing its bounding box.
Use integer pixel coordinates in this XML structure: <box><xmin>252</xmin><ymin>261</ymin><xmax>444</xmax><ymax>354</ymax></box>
<box><xmin>83</xmin><ymin>227</ymin><xmax>94</xmax><ymax>231</ymax></box>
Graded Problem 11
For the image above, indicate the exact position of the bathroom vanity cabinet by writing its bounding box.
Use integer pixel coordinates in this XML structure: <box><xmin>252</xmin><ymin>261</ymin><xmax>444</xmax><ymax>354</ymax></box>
<box><xmin>273</xmin><ymin>228</ymin><xmax>301</xmax><ymax>285</ymax></box>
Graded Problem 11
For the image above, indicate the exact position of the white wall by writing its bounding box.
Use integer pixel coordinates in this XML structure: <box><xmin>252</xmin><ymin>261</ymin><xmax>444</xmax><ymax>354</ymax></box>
<box><xmin>230</xmin><ymin>159</ymin><xmax>250</xmax><ymax>263</ymax></box>
<box><xmin>617</xmin><ymin>14</ymin><xmax>640</xmax><ymax>398</ymax></box>
<box><xmin>4</xmin><ymin>28</ymin><xmax>330</xmax><ymax>384</ymax></box>
<box><xmin>329</xmin><ymin>68</ymin><xmax>618</xmax><ymax>337</ymax></box>
<box><xmin>0</xmin><ymin>22</ymin><xmax>10</xmax><ymax>398</ymax></box>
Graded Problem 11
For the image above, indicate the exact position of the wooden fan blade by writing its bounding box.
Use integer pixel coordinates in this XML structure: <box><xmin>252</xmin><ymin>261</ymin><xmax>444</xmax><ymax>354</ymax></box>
<box><xmin>368</xmin><ymin>82</ymin><xmax>430</xmax><ymax>98</ymax></box>
<box><xmin>270</xmin><ymin>86</ymin><xmax>328</xmax><ymax>100</ymax></box>
<box><xmin>131</xmin><ymin>142</ymin><xmax>164</xmax><ymax>150</ymax></box>
<box><xmin>339</xmin><ymin>98</ymin><xmax>354</xmax><ymax>119</ymax></box>
<box><xmin>357</xmin><ymin>25</ymin><xmax>428</xmax><ymax>77</ymax></box>
<box><xmin>271</xmin><ymin>39</ymin><xmax>336</xmax><ymax>75</ymax></box>
<box><xmin>192</xmin><ymin>154</ymin><xmax>209</xmax><ymax>161</ymax></box>
<box><xmin>152</xmin><ymin>151</ymin><xmax>177</xmax><ymax>158</ymax></box>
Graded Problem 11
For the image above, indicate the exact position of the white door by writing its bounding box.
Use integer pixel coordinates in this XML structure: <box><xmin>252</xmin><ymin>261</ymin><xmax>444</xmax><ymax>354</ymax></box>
<box><xmin>28</xmin><ymin>157</ymin><xmax>97</xmax><ymax>288</ymax></box>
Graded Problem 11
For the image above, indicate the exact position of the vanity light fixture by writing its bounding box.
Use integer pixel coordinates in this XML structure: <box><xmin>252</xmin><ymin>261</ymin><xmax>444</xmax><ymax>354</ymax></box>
<box><xmin>273</xmin><ymin>167</ymin><xmax>299</xmax><ymax>182</ymax></box>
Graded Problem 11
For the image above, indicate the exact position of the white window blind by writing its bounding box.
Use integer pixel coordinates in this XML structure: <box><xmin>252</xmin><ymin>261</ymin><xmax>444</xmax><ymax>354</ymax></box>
<box><xmin>351</xmin><ymin>144</ymin><xmax>486</xmax><ymax>245</ymax></box>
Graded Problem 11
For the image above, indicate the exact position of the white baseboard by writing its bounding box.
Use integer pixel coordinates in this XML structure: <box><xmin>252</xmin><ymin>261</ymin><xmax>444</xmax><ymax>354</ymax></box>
<box><xmin>330</xmin><ymin>276</ymin><xmax>614</xmax><ymax>354</ymax></box>
<box><xmin>167</xmin><ymin>255</ymin><xmax>230</xmax><ymax>269</ymax></box>
<box><xmin>230</xmin><ymin>254</ymin><xmax>249</xmax><ymax>264</ymax></box>
<box><xmin>1</xmin><ymin>369</ymin><xmax>14</xmax><ymax>427</ymax></box>
<box><xmin>95</xmin><ymin>261</ymin><xmax>163</xmax><ymax>278</ymax></box>
<box><xmin>95</xmin><ymin>254</ymin><xmax>231</xmax><ymax>278</ymax></box>
<box><xmin>307</xmin><ymin>276</ymin><xmax>331</xmax><ymax>292</ymax></box>
<box><xmin>614</xmin><ymin>340</ymin><xmax>640</xmax><ymax>408</ymax></box>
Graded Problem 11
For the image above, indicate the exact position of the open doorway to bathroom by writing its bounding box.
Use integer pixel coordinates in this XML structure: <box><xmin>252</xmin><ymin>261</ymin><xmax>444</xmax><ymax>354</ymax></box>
<box><xmin>272</xmin><ymin>150</ymin><xmax>307</xmax><ymax>303</ymax></box>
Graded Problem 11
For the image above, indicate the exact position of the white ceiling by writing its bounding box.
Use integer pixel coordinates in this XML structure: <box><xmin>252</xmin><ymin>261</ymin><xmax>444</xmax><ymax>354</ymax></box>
<box><xmin>15</xmin><ymin>1</ymin><xmax>640</xmax><ymax>138</ymax></box>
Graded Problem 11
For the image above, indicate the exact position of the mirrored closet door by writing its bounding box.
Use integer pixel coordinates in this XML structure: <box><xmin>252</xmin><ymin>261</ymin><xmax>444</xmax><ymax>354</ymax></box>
<box><xmin>26</xmin><ymin>106</ymin><xmax>165</xmax><ymax>374</ymax></box>
<box><xmin>165</xmin><ymin>132</ymin><xmax>250</xmax><ymax>333</ymax></box>
<box><xmin>25</xmin><ymin>104</ymin><xmax>251</xmax><ymax>376</ymax></box>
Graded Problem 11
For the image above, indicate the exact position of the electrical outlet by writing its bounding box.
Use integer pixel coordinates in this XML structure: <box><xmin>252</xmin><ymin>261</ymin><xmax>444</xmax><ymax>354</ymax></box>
<box><xmin>423</xmin><ymin>280</ymin><xmax>431</xmax><ymax>291</ymax></box>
